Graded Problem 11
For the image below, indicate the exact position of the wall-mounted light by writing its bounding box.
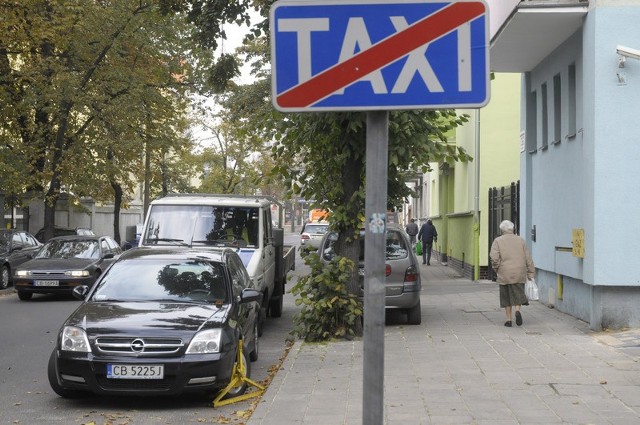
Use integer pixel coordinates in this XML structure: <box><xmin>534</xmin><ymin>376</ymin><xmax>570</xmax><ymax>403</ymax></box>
<box><xmin>616</xmin><ymin>45</ymin><xmax>640</xmax><ymax>68</ymax></box>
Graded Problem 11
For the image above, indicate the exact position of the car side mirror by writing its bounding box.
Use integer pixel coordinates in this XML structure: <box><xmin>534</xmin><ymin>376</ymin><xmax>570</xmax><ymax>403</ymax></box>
<box><xmin>103</xmin><ymin>253</ymin><xmax>114</xmax><ymax>260</ymax></box>
<box><xmin>239</xmin><ymin>288</ymin><xmax>262</xmax><ymax>304</ymax></box>
<box><xmin>72</xmin><ymin>285</ymin><xmax>90</xmax><ymax>300</ymax></box>
<box><xmin>11</xmin><ymin>245</ymin><xmax>23</xmax><ymax>252</ymax></box>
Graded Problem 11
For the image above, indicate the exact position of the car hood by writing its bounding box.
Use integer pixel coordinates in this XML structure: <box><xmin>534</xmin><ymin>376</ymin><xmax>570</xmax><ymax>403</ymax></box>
<box><xmin>65</xmin><ymin>301</ymin><xmax>231</xmax><ymax>337</ymax></box>
<box><xmin>20</xmin><ymin>257</ymin><xmax>98</xmax><ymax>270</ymax></box>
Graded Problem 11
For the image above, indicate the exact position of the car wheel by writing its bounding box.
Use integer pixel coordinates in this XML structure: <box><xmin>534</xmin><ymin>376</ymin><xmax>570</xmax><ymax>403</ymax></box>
<box><xmin>249</xmin><ymin>321</ymin><xmax>259</xmax><ymax>362</ymax></box>
<box><xmin>0</xmin><ymin>265</ymin><xmax>10</xmax><ymax>290</ymax></box>
<box><xmin>406</xmin><ymin>300</ymin><xmax>422</xmax><ymax>325</ymax></box>
<box><xmin>17</xmin><ymin>291</ymin><xmax>32</xmax><ymax>301</ymax></box>
<box><xmin>47</xmin><ymin>351</ymin><xmax>85</xmax><ymax>398</ymax></box>
<box><xmin>257</xmin><ymin>294</ymin><xmax>268</xmax><ymax>337</ymax></box>
<box><xmin>223</xmin><ymin>346</ymin><xmax>250</xmax><ymax>399</ymax></box>
<box><xmin>268</xmin><ymin>286</ymin><xmax>284</xmax><ymax>318</ymax></box>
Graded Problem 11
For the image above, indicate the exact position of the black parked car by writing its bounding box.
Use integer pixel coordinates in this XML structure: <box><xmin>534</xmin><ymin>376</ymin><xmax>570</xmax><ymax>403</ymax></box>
<box><xmin>34</xmin><ymin>226</ymin><xmax>95</xmax><ymax>243</ymax></box>
<box><xmin>47</xmin><ymin>247</ymin><xmax>261</xmax><ymax>399</ymax></box>
<box><xmin>13</xmin><ymin>235</ymin><xmax>121</xmax><ymax>300</ymax></box>
<box><xmin>0</xmin><ymin>229</ymin><xmax>42</xmax><ymax>290</ymax></box>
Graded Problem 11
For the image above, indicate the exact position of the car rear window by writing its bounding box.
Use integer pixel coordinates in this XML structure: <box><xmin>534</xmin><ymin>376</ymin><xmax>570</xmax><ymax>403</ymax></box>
<box><xmin>305</xmin><ymin>224</ymin><xmax>329</xmax><ymax>234</ymax></box>
<box><xmin>321</xmin><ymin>230</ymin><xmax>409</xmax><ymax>262</ymax></box>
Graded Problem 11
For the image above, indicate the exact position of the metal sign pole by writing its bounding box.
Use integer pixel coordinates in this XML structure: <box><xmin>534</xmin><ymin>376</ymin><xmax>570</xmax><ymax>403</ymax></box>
<box><xmin>363</xmin><ymin>110</ymin><xmax>389</xmax><ymax>425</ymax></box>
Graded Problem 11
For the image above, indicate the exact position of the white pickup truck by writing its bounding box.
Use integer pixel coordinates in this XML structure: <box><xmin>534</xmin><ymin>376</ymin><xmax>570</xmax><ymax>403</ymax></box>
<box><xmin>138</xmin><ymin>194</ymin><xmax>296</xmax><ymax>332</ymax></box>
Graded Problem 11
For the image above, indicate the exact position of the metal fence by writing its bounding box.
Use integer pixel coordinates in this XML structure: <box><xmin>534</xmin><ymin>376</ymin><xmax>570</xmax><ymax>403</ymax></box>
<box><xmin>487</xmin><ymin>181</ymin><xmax>520</xmax><ymax>281</ymax></box>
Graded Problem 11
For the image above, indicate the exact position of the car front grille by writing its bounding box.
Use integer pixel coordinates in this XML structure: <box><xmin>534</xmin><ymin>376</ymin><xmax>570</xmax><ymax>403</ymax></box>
<box><xmin>96</xmin><ymin>375</ymin><xmax>174</xmax><ymax>391</ymax></box>
<box><xmin>30</xmin><ymin>271</ymin><xmax>66</xmax><ymax>277</ymax></box>
<box><xmin>95</xmin><ymin>337</ymin><xmax>184</xmax><ymax>355</ymax></box>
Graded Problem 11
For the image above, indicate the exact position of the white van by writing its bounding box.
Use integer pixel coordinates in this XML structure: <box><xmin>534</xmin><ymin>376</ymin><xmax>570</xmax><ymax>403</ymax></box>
<box><xmin>139</xmin><ymin>194</ymin><xmax>295</xmax><ymax>332</ymax></box>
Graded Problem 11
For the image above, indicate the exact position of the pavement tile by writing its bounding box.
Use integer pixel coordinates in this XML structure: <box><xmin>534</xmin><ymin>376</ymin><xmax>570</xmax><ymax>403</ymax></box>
<box><xmin>247</xmin><ymin>263</ymin><xmax>640</xmax><ymax>425</ymax></box>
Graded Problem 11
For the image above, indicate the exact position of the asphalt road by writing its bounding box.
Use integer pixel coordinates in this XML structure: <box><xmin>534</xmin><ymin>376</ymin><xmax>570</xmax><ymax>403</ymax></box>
<box><xmin>0</xmin><ymin>233</ymin><xmax>305</xmax><ymax>425</ymax></box>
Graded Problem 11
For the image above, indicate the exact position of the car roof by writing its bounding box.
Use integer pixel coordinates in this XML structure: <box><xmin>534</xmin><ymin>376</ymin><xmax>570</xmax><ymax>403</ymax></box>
<box><xmin>305</xmin><ymin>223</ymin><xmax>329</xmax><ymax>229</ymax></box>
<box><xmin>150</xmin><ymin>194</ymin><xmax>273</xmax><ymax>208</ymax></box>
<box><xmin>46</xmin><ymin>235</ymin><xmax>104</xmax><ymax>242</ymax></box>
<box><xmin>118</xmin><ymin>247</ymin><xmax>232</xmax><ymax>262</ymax></box>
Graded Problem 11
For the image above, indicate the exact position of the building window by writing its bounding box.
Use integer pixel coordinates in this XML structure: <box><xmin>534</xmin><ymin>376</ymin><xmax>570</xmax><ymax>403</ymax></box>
<box><xmin>527</xmin><ymin>90</ymin><xmax>537</xmax><ymax>153</ymax></box>
<box><xmin>541</xmin><ymin>83</ymin><xmax>548</xmax><ymax>150</ymax></box>
<box><xmin>568</xmin><ymin>63</ymin><xmax>577</xmax><ymax>138</ymax></box>
<box><xmin>553</xmin><ymin>73</ymin><xmax>562</xmax><ymax>144</ymax></box>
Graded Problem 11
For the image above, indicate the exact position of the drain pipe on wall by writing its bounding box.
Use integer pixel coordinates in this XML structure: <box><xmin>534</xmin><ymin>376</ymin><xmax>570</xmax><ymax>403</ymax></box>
<box><xmin>473</xmin><ymin>109</ymin><xmax>481</xmax><ymax>282</ymax></box>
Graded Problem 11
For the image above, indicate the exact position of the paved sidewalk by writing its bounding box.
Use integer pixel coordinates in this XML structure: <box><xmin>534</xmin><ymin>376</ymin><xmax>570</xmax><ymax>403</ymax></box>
<box><xmin>248</xmin><ymin>263</ymin><xmax>640</xmax><ymax>425</ymax></box>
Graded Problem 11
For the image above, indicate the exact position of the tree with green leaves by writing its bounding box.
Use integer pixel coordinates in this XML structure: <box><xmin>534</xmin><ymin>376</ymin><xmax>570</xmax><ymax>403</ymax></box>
<box><xmin>204</xmin><ymin>33</ymin><xmax>471</xmax><ymax>337</ymax></box>
<box><xmin>0</xmin><ymin>0</ymin><xmax>212</xmax><ymax>240</ymax></box>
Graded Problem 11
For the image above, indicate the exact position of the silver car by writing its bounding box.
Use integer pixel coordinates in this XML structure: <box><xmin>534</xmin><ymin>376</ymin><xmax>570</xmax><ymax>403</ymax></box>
<box><xmin>300</xmin><ymin>222</ymin><xmax>330</xmax><ymax>249</ymax></box>
<box><xmin>319</xmin><ymin>225</ymin><xmax>422</xmax><ymax>324</ymax></box>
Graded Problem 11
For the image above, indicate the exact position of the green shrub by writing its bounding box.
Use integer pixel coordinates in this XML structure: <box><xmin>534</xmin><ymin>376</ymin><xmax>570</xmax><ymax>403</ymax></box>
<box><xmin>290</xmin><ymin>252</ymin><xmax>363</xmax><ymax>342</ymax></box>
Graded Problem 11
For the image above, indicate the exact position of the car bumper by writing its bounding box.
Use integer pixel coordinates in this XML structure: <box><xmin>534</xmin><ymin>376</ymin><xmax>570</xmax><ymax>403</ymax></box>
<box><xmin>359</xmin><ymin>279</ymin><xmax>421</xmax><ymax>309</ymax></box>
<box><xmin>384</xmin><ymin>291</ymin><xmax>421</xmax><ymax>309</ymax></box>
<box><xmin>14</xmin><ymin>277</ymin><xmax>94</xmax><ymax>294</ymax></box>
<box><xmin>52</xmin><ymin>348</ymin><xmax>237</xmax><ymax>396</ymax></box>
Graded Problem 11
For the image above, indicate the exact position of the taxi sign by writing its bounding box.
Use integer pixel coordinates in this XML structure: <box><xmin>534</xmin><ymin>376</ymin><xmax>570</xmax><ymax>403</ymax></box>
<box><xmin>270</xmin><ymin>0</ymin><xmax>490</xmax><ymax>111</ymax></box>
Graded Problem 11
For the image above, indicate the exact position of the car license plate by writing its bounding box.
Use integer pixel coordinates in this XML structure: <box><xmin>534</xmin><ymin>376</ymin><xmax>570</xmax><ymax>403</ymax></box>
<box><xmin>34</xmin><ymin>280</ymin><xmax>59</xmax><ymax>286</ymax></box>
<box><xmin>107</xmin><ymin>364</ymin><xmax>164</xmax><ymax>379</ymax></box>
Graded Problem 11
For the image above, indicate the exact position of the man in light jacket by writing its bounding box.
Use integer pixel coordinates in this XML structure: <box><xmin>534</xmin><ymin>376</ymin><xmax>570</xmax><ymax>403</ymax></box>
<box><xmin>489</xmin><ymin>220</ymin><xmax>535</xmax><ymax>327</ymax></box>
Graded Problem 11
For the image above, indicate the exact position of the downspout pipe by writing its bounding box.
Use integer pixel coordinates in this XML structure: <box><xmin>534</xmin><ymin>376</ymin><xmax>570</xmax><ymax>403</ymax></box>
<box><xmin>473</xmin><ymin>109</ymin><xmax>481</xmax><ymax>282</ymax></box>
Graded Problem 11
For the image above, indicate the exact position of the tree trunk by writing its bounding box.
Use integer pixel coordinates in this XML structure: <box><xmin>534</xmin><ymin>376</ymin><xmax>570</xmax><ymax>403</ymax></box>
<box><xmin>43</xmin><ymin>99</ymin><xmax>72</xmax><ymax>241</ymax></box>
<box><xmin>335</xmin><ymin>151</ymin><xmax>364</xmax><ymax>336</ymax></box>
<box><xmin>43</xmin><ymin>184</ymin><xmax>59</xmax><ymax>242</ymax></box>
<box><xmin>111</xmin><ymin>180</ymin><xmax>123</xmax><ymax>244</ymax></box>
<box><xmin>144</xmin><ymin>142</ymin><xmax>151</xmax><ymax>216</ymax></box>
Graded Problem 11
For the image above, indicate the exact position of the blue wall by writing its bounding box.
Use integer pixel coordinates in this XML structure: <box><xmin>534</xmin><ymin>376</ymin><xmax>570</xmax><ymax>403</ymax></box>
<box><xmin>521</xmin><ymin>3</ymin><xmax>640</xmax><ymax>329</ymax></box>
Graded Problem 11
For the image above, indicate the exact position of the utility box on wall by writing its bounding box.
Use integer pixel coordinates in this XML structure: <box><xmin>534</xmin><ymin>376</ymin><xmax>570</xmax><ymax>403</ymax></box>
<box><xmin>572</xmin><ymin>228</ymin><xmax>584</xmax><ymax>258</ymax></box>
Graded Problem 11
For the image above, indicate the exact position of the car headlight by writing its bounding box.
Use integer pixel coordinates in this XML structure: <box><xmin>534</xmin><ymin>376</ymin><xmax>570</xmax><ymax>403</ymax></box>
<box><xmin>186</xmin><ymin>329</ymin><xmax>222</xmax><ymax>354</ymax></box>
<box><xmin>65</xmin><ymin>270</ymin><xmax>90</xmax><ymax>277</ymax></box>
<box><xmin>15</xmin><ymin>270</ymin><xmax>31</xmax><ymax>277</ymax></box>
<box><xmin>61</xmin><ymin>326</ymin><xmax>91</xmax><ymax>352</ymax></box>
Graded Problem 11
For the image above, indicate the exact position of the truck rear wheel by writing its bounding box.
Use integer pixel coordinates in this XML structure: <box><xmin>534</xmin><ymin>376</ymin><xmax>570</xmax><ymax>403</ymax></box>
<box><xmin>257</xmin><ymin>293</ymin><xmax>268</xmax><ymax>337</ymax></box>
<box><xmin>269</xmin><ymin>294</ymin><xmax>283</xmax><ymax>318</ymax></box>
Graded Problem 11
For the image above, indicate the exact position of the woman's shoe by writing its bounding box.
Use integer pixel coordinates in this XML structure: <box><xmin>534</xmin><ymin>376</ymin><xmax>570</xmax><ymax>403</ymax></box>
<box><xmin>504</xmin><ymin>321</ymin><xmax>512</xmax><ymax>327</ymax></box>
<box><xmin>515</xmin><ymin>311</ymin><xmax>523</xmax><ymax>326</ymax></box>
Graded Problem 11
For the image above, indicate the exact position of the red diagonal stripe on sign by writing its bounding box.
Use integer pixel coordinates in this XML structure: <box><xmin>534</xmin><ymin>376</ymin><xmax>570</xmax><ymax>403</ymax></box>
<box><xmin>276</xmin><ymin>2</ymin><xmax>485</xmax><ymax>108</ymax></box>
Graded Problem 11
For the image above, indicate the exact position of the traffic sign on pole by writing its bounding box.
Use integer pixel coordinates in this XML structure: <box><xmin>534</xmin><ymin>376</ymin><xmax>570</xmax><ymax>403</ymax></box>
<box><xmin>270</xmin><ymin>0</ymin><xmax>490</xmax><ymax>112</ymax></box>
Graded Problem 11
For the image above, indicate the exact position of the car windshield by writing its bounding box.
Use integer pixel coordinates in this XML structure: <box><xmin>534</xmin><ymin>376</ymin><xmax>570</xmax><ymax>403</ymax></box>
<box><xmin>36</xmin><ymin>240</ymin><xmax>100</xmax><ymax>259</ymax></box>
<box><xmin>143</xmin><ymin>205</ymin><xmax>260</xmax><ymax>248</ymax></box>
<box><xmin>322</xmin><ymin>230</ymin><xmax>409</xmax><ymax>262</ymax></box>
<box><xmin>91</xmin><ymin>258</ymin><xmax>228</xmax><ymax>303</ymax></box>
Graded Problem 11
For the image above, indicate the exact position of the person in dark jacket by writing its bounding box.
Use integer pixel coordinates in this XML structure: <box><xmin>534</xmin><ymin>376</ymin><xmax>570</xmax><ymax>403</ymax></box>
<box><xmin>417</xmin><ymin>219</ymin><xmax>438</xmax><ymax>265</ymax></box>
<box><xmin>405</xmin><ymin>219</ymin><xmax>419</xmax><ymax>246</ymax></box>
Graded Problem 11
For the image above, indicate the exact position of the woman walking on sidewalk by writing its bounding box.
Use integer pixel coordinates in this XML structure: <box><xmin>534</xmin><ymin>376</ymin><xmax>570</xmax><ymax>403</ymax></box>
<box><xmin>490</xmin><ymin>220</ymin><xmax>535</xmax><ymax>327</ymax></box>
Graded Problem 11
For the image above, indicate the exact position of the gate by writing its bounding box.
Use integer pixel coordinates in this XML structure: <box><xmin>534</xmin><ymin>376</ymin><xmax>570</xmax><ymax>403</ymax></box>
<box><xmin>487</xmin><ymin>181</ymin><xmax>520</xmax><ymax>281</ymax></box>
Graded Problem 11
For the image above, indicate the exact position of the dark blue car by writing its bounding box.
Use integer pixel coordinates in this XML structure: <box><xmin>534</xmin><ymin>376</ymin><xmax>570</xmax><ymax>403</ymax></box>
<box><xmin>0</xmin><ymin>229</ymin><xmax>42</xmax><ymax>290</ymax></box>
<box><xmin>13</xmin><ymin>235</ymin><xmax>121</xmax><ymax>300</ymax></box>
